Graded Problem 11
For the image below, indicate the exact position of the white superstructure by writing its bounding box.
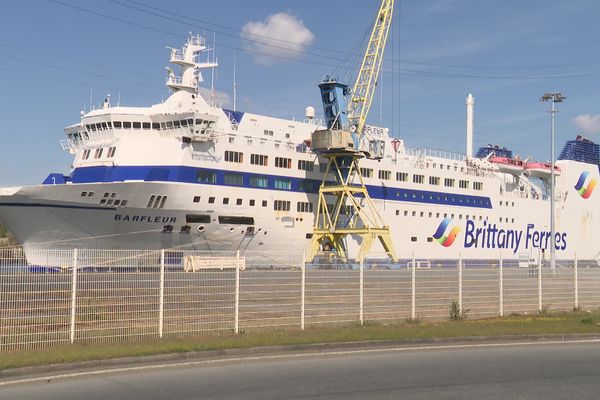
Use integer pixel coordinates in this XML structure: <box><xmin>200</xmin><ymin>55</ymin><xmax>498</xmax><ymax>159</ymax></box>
<box><xmin>1</xmin><ymin>35</ymin><xmax>600</xmax><ymax>264</ymax></box>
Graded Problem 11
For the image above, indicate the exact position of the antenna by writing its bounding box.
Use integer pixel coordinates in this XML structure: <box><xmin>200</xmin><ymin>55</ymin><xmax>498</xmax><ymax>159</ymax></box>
<box><xmin>210</xmin><ymin>32</ymin><xmax>216</xmax><ymax>107</ymax></box>
<box><xmin>233</xmin><ymin>53</ymin><xmax>237</xmax><ymax>112</ymax></box>
<box><xmin>89</xmin><ymin>87</ymin><xmax>93</xmax><ymax>112</ymax></box>
<box><xmin>117</xmin><ymin>92</ymin><xmax>121</xmax><ymax>107</ymax></box>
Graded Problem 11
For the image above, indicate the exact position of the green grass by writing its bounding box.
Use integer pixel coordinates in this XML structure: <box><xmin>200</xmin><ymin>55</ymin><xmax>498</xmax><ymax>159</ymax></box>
<box><xmin>2</xmin><ymin>310</ymin><xmax>600</xmax><ymax>370</ymax></box>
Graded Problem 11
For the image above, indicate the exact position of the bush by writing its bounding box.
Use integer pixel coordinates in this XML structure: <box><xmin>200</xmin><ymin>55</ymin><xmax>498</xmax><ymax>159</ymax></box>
<box><xmin>449</xmin><ymin>301</ymin><xmax>467</xmax><ymax>320</ymax></box>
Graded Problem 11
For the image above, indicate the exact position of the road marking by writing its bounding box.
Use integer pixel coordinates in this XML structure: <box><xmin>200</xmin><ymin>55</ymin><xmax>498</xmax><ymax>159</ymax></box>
<box><xmin>2</xmin><ymin>338</ymin><xmax>600</xmax><ymax>386</ymax></box>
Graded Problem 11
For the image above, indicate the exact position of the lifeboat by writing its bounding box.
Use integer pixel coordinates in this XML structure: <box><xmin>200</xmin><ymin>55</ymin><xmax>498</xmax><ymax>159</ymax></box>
<box><xmin>524</xmin><ymin>162</ymin><xmax>561</xmax><ymax>179</ymax></box>
<box><xmin>489</xmin><ymin>156</ymin><xmax>525</xmax><ymax>175</ymax></box>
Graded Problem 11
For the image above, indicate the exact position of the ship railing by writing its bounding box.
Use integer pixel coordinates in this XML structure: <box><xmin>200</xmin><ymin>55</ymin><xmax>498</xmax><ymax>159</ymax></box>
<box><xmin>405</xmin><ymin>147</ymin><xmax>467</xmax><ymax>162</ymax></box>
<box><xmin>166</xmin><ymin>75</ymin><xmax>184</xmax><ymax>86</ymax></box>
<box><xmin>60</xmin><ymin>131</ymin><xmax>116</xmax><ymax>152</ymax></box>
<box><xmin>169</xmin><ymin>49</ymin><xmax>186</xmax><ymax>63</ymax></box>
<box><xmin>191</xmin><ymin>151</ymin><xmax>221</xmax><ymax>162</ymax></box>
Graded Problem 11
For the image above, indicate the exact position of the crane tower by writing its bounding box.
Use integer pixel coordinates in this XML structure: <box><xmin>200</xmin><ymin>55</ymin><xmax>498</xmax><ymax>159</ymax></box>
<box><xmin>306</xmin><ymin>0</ymin><xmax>397</xmax><ymax>263</ymax></box>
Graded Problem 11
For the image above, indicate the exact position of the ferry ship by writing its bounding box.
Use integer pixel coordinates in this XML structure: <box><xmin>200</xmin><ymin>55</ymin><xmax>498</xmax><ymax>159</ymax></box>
<box><xmin>0</xmin><ymin>35</ymin><xmax>599</xmax><ymax>264</ymax></box>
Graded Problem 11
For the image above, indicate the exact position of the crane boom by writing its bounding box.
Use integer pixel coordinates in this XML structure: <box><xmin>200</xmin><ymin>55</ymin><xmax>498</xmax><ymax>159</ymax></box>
<box><xmin>348</xmin><ymin>0</ymin><xmax>394</xmax><ymax>136</ymax></box>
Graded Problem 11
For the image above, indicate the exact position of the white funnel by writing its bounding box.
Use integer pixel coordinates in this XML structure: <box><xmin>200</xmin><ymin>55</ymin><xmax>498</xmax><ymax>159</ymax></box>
<box><xmin>466</xmin><ymin>94</ymin><xmax>474</xmax><ymax>157</ymax></box>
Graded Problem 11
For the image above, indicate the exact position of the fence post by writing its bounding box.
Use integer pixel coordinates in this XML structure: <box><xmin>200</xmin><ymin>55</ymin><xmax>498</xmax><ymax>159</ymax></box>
<box><xmin>574</xmin><ymin>253</ymin><xmax>579</xmax><ymax>310</ymax></box>
<box><xmin>499</xmin><ymin>252</ymin><xmax>504</xmax><ymax>317</ymax></box>
<box><xmin>538</xmin><ymin>251</ymin><xmax>543</xmax><ymax>313</ymax></box>
<box><xmin>159</xmin><ymin>249</ymin><xmax>165</xmax><ymax>338</ymax></box>
<box><xmin>359</xmin><ymin>255</ymin><xmax>364</xmax><ymax>326</ymax></box>
<box><xmin>70</xmin><ymin>249</ymin><xmax>78</xmax><ymax>344</ymax></box>
<box><xmin>301</xmin><ymin>251</ymin><xmax>305</xmax><ymax>330</ymax></box>
<box><xmin>458</xmin><ymin>252</ymin><xmax>463</xmax><ymax>313</ymax></box>
<box><xmin>411</xmin><ymin>251</ymin><xmax>416</xmax><ymax>320</ymax></box>
<box><xmin>235</xmin><ymin>250</ymin><xmax>240</xmax><ymax>334</ymax></box>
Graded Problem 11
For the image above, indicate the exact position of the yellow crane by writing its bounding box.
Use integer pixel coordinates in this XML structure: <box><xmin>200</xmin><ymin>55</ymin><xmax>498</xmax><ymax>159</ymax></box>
<box><xmin>306</xmin><ymin>0</ymin><xmax>397</xmax><ymax>263</ymax></box>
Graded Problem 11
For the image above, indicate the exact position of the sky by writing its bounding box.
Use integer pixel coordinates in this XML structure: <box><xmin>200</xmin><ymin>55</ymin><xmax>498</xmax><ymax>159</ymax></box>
<box><xmin>2</xmin><ymin>0</ymin><xmax>600</xmax><ymax>185</ymax></box>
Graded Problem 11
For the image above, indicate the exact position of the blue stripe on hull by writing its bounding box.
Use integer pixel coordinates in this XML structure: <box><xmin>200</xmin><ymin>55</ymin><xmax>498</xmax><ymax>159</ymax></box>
<box><xmin>51</xmin><ymin>165</ymin><xmax>493</xmax><ymax>209</ymax></box>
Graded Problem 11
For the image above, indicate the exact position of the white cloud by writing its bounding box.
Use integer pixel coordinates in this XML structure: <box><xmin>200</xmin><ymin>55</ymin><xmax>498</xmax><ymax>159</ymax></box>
<box><xmin>198</xmin><ymin>87</ymin><xmax>231</xmax><ymax>108</ymax></box>
<box><xmin>573</xmin><ymin>113</ymin><xmax>600</xmax><ymax>134</ymax></box>
<box><xmin>241</xmin><ymin>12</ymin><xmax>314</xmax><ymax>65</ymax></box>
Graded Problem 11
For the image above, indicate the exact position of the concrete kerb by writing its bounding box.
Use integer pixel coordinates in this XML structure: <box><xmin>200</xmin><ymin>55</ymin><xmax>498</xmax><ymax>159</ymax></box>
<box><xmin>3</xmin><ymin>333</ymin><xmax>600</xmax><ymax>382</ymax></box>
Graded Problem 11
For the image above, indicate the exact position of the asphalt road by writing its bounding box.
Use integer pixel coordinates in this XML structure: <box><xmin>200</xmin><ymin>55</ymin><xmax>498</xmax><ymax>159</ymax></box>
<box><xmin>2</xmin><ymin>341</ymin><xmax>600</xmax><ymax>399</ymax></box>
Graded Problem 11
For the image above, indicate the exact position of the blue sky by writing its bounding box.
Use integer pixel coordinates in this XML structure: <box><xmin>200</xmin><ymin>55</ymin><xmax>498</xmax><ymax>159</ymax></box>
<box><xmin>2</xmin><ymin>0</ymin><xmax>600</xmax><ymax>185</ymax></box>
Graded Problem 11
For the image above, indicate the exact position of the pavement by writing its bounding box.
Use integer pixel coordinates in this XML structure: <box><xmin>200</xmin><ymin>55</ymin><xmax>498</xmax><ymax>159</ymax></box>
<box><xmin>2</xmin><ymin>334</ymin><xmax>600</xmax><ymax>399</ymax></box>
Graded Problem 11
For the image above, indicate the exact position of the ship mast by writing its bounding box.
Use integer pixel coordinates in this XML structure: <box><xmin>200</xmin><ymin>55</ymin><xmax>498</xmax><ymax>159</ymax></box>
<box><xmin>166</xmin><ymin>34</ymin><xmax>218</xmax><ymax>94</ymax></box>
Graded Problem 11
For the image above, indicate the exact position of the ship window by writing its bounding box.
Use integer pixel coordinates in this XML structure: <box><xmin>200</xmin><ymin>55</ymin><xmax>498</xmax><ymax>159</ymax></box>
<box><xmin>411</xmin><ymin>237</ymin><xmax>417</xmax><ymax>242</ymax></box>
<box><xmin>274</xmin><ymin>178</ymin><xmax>292</xmax><ymax>190</ymax></box>
<box><xmin>152</xmin><ymin>195</ymin><xmax>162</xmax><ymax>208</ymax></box>
<box><xmin>180</xmin><ymin>119</ymin><xmax>188</xmax><ymax>127</ymax></box>
<box><xmin>459</xmin><ymin>180</ymin><xmax>469</xmax><ymax>189</ymax></box>
<box><xmin>360</xmin><ymin>168</ymin><xmax>373</xmax><ymax>178</ymax></box>
<box><xmin>120</xmin><ymin>200</ymin><xmax>128</xmax><ymax>207</ymax></box>
<box><xmin>224</xmin><ymin>173</ymin><xmax>244</xmax><ymax>186</ymax></box>
<box><xmin>123</xmin><ymin>121</ymin><xmax>132</xmax><ymax>129</ymax></box>
<box><xmin>500</xmin><ymin>217</ymin><xmax>503</xmax><ymax>222</ymax></box>
<box><xmin>81</xmin><ymin>191</ymin><xmax>87</xmax><ymax>197</ymax></box>
<box><xmin>96</xmin><ymin>123</ymin><xmax>102</xmax><ymax>130</ymax></box>
<box><xmin>249</xmin><ymin>176</ymin><xmax>268</xmax><ymax>188</ymax></box>
<box><xmin>378</xmin><ymin>170</ymin><xmax>391</xmax><ymax>180</ymax></box>
<box><xmin>396</xmin><ymin>172</ymin><xmax>408</xmax><ymax>182</ymax></box>
<box><xmin>404</xmin><ymin>211</ymin><xmax>408</xmax><ymax>216</ymax></box>
<box><xmin>100</xmin><ymin>199</ymin><xmax>106</xmax><ymax>205</ymax></box>
<box><xmin>219</xmin><ymin>216</ymin><xmax>255</xmax><ymax>225</ymax></box>
<box><xmin>159</xmin><ymin>196</ymin><xmax>167</xmax><ymax>209</ymax></box>
<box><xmin>250</xmin><ymin>199</ymin><xmax>255</xmax><ymax>206</ymax></box>
<box><xmin>94</xmin><ymin>148</ymin><xmax>104</xmax><ymax>159</ymax></box>
<box><xmin>113</xmin><ymin>121</ymin><xmax>122</xmax><ymax>128</ymax></box>
<box><xmin>142</xmin><ymin>122</ymin><xmax>151</xmax><ymax>129</ymax></box>
<box><xmin>166</xmin><ymin>121</ymin><xmax>173</xmax><ymax>128</ymax></box>
<box><xmin>429</xmin><ymin>212</ymin><xmax>432</xmax><ymax>217</ymax></box>
<box><xmin>500</xmin><ymin>201</ymin><xmax>503</xmax><ymax>206</ymax></box>
<box><xmin>296</xmin><ymin>202</ymin><xmax>313</xmax><ymax>213</ymax></box>
<box><xmin>152</xmin><ymin>123</ymin><xmax>160</xmax><ymax>130</ymax></box>
<box><xmin>101</xmin><ymin>122</ymin><xmax>108</xmax><ymax>129</ymax></box>
<box><xmin>223</xmin><ymin>197</ymin><xmax>229</xmax><ymax>205</ymax></box>
<box><xmin>444</xmin><ymin>178</ymin><xmax>455</xmax><ymax>187</ymax></box>
<box><xmin>412</xmin><ymin>211</ymin><xmax>416</xmax><ymax>217</ymax></box>
<box><xmin>114</xmin><ymin>200</ymin><xmax>121</xmax><ymax>206</ymax></box>
<box><xmin>90</xmin><ymin>124</ymin><xmax>97</xmax><ymax>131</ymax></box>
<box><xmin>263</xmin><ymin>129</ymin><xmax>274</xmax><ymax>136</ymax></box>
<box><xmin>275</xmin><ymin>157</ymin><xmax>292</xmax><ymax>169</ymax></box>
<box><xmin>274</xmin><ymin>200</ymin><xmax>291</xmax><ymax>211</ymax></box>
<box><xmin>262</xmin><ymin>200</ymin><xmax>268</xmax><ymax>207</ymax></box>
<box><xmin>429</xmin><ymin>176</ymin><xmax>440</xmax><ymax>185</ymax></box>
<box><xmin>132</xmin><ymin>122</ymin><xmax>140</xmax><ymax>129</ymax></box>
<box><xmin>186</xmin><ymin>214</ymin><xmax>211</xmax><ymax>224</ymax></box>
<box><xmin>187</xmin><ymin>118</ymin><xmax>194</xmax><ymax>126</ymax></box>
<box><xmin>427</xmin><ymin>237</ymin><xmax>433</xmax><ymax>243</ymax></box>
<box><xmin>160</xmin><ymin>122</ymin><xmax>167</xmax><ymax>129</ymax></box>
<box><xmin>208</xmin><ymin>197</ymin><xmax>215</xmax><ymax>204</ymax></box>
<box><xmin>82</xmin><ymin>149</ymin><xmax>91</xmax><ymax>160</ymax></box>
<box><xmin>473</xmin><ymin>182</ymin><xmax>483</xmax><ymax>191</ymax></box>
<box><xmin>298</xmin><ymin>180</ymin><xmax>315</xmax><ymax>193</ymax></box>
<box><xmin>107</xmin><ymin>199</ymin><xmax>113</xmax><ymax>205</ymax></box>
<box><xmin>237</xmin><ymin>198</ymin><xmax>243</xmax><ymax>206</ymax></box>
<box><xmin>107</xmin><ymin>147</ymin><xmax>116</xmax><ymax>158</ymax></box>
<box><xmin>193</xmin><ymin>196</ymin><xmax>201</xmax><ymax>203</ymax></box>
<box><xmin>251</xmin><ymin>154</ymin><xmax>268</xmax><ymax>166</ymax></box>
<box><xmin>173</xmin><ymin>120</ymin><xmax>180</xmax><ymax>128</ymax></box>
<box><xmin>298</xmin><ymin>160</ymin><xmax>314</xmax><ymax>171</ymax></box>
<box><xmin>88</xmin><ymin>192</ymin><xmax>94</xmax><ymax>197</ymax></box>
<box><xmin>413</xmin><ymin>174</ymin><xmax>424</xmax><ymax>184</ymax></box>
<box><xmin>225</xmin><ymin>151</ymin><xmax>243</xmax><ymax>163</ymax></box>
<box><xmin>196</xmin><ymin>170</ymin><xmax>216</xmax><ymax>183</ymax></box>
<box><xmin>396</xmin><ymin>210</ymin><xmax>400</xmax><ymax>216</ymax></box>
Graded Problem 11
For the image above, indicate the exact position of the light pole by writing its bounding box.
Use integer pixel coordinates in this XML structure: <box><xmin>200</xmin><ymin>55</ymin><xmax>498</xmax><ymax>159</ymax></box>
<box><xmin>541</xmin><ymin>92</ymin><xmax>566</xmax><ymax>272</ymax></box>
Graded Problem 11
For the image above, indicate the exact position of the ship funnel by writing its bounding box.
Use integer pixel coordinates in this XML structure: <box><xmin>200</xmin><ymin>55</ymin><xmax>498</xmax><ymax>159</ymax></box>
<box><xmin>466</xmin><ymin>93</ymin><xmax>474</xmax><ymax>157</ymax></box>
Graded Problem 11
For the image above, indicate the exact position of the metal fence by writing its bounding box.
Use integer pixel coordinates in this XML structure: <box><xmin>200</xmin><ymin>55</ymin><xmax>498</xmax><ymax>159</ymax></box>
<box><xmin>1</xmin><ymin>248</ymin><xmax>599</xmax><ymax>352</ymax></box>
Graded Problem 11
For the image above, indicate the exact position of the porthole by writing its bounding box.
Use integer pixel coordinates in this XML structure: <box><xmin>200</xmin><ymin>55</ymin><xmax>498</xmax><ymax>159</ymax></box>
<box><xmin>198</xmin><ymin>225</ymin><xmax>205</xmax><ymax>232</ymax></box>
<box><xmin>229</xmin><ymin>227</ymin><xmax>235</xmax><ymax>233</ymax></box>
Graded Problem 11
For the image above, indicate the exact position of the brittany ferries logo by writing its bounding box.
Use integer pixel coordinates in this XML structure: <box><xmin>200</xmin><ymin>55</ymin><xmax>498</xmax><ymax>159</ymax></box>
<box><xmin>432</xmin><ymin>218</ymin><xmax>460</xmax><ymax>247</ymax></box>
<box><xmin>574</xmin><ymin>171</ymin><xmax>597</xmax><ymax>199</ymax></box>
